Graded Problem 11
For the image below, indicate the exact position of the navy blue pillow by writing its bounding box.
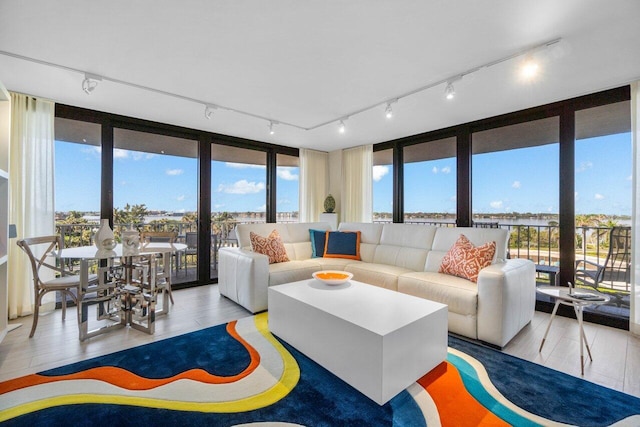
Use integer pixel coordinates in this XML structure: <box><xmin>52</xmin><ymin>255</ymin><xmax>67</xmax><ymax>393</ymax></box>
<box><xmin>323</xmin><ymin>231</ymin><xmax>361</xmax><ymax>260</ymax></box>
<box><xmin>309</xmin><ymin>229</ymin><xmax>327</xmax><ymax>258</ymax></box>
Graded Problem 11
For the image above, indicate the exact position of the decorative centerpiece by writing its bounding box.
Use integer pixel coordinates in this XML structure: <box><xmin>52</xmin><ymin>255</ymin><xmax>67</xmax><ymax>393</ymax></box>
<box><xmin>122</xmin><ymin>230</ymin><xmax>140</xmax><ymax>256</ymax></box>
<box><xmin>312</xmin><ymin>270</ymin><xmax>353</xmax><ymax>285</ymax></box>
<box><xmin>95</xmin><ymin>219</ymin><xmax>117</xmax><ymax>250</ymax></box>
<box><xmin>324</xmin><ymin>194</ymin><xmax>336</xmax><ymax>213</ymax></box>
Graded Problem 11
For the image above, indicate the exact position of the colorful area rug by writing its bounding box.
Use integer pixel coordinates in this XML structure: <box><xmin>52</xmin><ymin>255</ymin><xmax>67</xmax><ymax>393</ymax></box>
<box><xmin>1</xmin><ymin>313</ymin><xmax>639</xmax><ymax>426</ymax></box>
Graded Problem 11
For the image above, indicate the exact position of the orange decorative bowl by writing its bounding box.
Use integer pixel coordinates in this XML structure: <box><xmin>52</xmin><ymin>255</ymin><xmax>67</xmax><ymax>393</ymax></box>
<box><xmin>312</xmin><ymin>270</ymin><xmax>353</xmax><ymax>285</ymax></box>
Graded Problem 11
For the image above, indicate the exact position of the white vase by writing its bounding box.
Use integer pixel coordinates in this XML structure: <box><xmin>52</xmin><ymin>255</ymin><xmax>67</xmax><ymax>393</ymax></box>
<box><xmin>95</xmin><ymin>219</ymin><xmax>116</xmax><ymax>250</ymax></box>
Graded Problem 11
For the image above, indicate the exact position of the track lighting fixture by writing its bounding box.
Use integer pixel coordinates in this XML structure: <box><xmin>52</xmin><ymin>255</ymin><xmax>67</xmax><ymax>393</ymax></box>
<box><xmin>1</xmin><ymin>36</ymin><xmax>560</xmax><ymax>133</ymax></box>
<box><xmin>81</xmin><ymin>73</ymin><xmax>101</xmax><ymax>94</ymax></box>
<box><xmin>444</xmin><ymin>82</ymin><xmax>456</xmax><ymax>100</ymax></box>
<box><xmin>338</xmin><ymin>120</ymin><xmax>346</xmax><ymax>134</ymax></box>
<box><xmin>204</xmin><ymin>104</ymin><xmax>217</xmax><ymax>119</ymax></box>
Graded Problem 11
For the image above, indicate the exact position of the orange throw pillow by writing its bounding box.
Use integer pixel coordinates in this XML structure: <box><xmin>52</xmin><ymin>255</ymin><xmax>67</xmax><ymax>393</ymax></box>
<box><xmin>250</xmin><ymin>230</ymin><xmax>290</xmax><ymax>264</ymax></box>
<box><xmin>439</xmin><ymin>234</ymin><xmax>496</xmax><ymax>283</ymax></box>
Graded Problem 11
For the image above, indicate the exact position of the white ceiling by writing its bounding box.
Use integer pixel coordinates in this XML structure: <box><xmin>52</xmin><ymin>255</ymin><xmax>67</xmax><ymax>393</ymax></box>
<box><xmin>1</xmin><ymin>1</ymin><xmax>639</xmax><ymax>152</ymax></box>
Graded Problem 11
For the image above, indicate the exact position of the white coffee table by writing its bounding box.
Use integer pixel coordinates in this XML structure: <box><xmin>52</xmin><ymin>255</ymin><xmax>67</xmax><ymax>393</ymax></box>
<box><xmin>268</xmin><ymin>278</ymin><xmax>448</xmax><ymax>405</ymax></box>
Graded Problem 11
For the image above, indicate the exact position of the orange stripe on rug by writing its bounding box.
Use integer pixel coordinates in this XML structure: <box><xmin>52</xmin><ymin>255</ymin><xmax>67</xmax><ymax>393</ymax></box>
<box><xmin>0</xmin><ymin>320</ymin><xmax>260</xmax><ymax>394</ymax></box>
<box><xmin>418</xmin><ymin>361</ymin><xmax>509</xmax><ymax>427</ymax></box>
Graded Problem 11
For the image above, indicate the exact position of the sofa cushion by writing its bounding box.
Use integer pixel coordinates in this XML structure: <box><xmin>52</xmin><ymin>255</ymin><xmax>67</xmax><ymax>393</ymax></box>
<box><xmin>439</xmin><ymin>234</ymin><xmax>496</xmax><ymax>283</ymax></box>
<box><xmin>314</xmin><ymin>257</ymin><xmax>362</xmax><ymax>271</ymax></box>
<box><xmin>398</xmin><ymin>272</ymin><xmax>478</xmax><ymax>316</ymax></box>
<box><xmin>268</xmin><ymin>260</ymin><xmax>322</xmax><ymax>286</ymax></box>
<box><xmin>345</xmin><ymin>263</ymin><xmax>413</xmax><ymax>291</ymax></box>
<box><xmin>250</xmin><ymin>230</ymin><xmax>290</xmax><ymax>264</ymax></box>
<box><xmin>324</xmin><ymin>231</ymin><xmax>361</xmax><ymax>260</ymax></box>
<box><xmin>309</xmin><ymin>229</ymin><xmax>326</xmax><ymax>258</ymax></box>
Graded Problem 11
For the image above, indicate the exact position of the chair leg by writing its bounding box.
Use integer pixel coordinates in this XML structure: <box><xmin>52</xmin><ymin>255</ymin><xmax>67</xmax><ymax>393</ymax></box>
<box><xmin>167</xmin><ymin>283</ymin><xmax>174</xmax><ymax>305</ymax></box>
<box><xmin>29</xmin><ymin>293</ymin><xmax>42</xmax><ymax>338</ymax></box>
<box><xmin>61</xmin><ymin>290</ymin><xmax>67</xmax><ymax>321</ymax></box>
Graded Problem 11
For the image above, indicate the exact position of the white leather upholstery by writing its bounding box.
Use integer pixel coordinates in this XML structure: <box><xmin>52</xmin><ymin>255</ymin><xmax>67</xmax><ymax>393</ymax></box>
<box><xmin>218</xmin><ymin>221</ymin><xmax>536</xmax><ymax>347</ymax></box>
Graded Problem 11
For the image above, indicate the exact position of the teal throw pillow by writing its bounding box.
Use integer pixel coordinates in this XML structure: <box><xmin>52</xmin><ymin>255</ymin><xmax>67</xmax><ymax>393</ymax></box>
<box><xmin>309</xmin><ymin>229</ymin><xmax>327</xmax><ymax>258</ymax></box>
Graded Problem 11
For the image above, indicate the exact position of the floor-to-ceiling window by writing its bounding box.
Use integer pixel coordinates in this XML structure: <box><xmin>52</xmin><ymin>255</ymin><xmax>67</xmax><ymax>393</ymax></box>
<box><xmin>56</xmin><ymin>104</ymin><xmax>298</xmax><ymax>289</ymax></box>
<box><xmin>54</xmin><ymin>118</ymin><xmax>102</xmax><ymax>247</ymax></box>
<box><xmin>574</xmin><ymin>101</ymin><xmax>632</xmax><ymax>320</ymax></box>
<box><xmin>373</xmin><ymin>86</ymin><xmax>630</xmax><ymax>328</ymax></box>
<box><xmin>472</xmin><ymin>117</ymin><xmax>560</xmax><ymax>268</ymax></box>
<box><xmin>276</xmin><ymin>153</ymin><xmax>299</xmax><ymax>223</ymax></box>
<box><xmin>403</xmin><ymin>137</ymin><xmax>457</xmax><ymax>225</ymax></box>
<box><xmin>210</xmin><ymin>143</ymin><xmax>267</xmax><ymax>280</ymax></box>
<box><xmin>114</xmin><ymin>127</ymin><xmax>199</xmax><ymax>285</ymax></box>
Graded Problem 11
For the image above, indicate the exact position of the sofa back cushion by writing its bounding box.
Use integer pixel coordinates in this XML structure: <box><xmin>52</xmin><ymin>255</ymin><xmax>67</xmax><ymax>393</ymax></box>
<box><xmin>375</xmin><ymin>224</ymin><xmax>437</xmax><ymax>271</ymax></box>
<box><xmin>236</xmin><ymin>222</ymin><xmax>332</xmax><ymax>260</ymax></box>
<box><xmin>338</xmin><ymin>222</ymin><xmax>384</xmax><ymax>262</ymax></box>
<box><xmin>425</xmin><ymin>227</ymin><xmax>508</xmax><ymax>272</ymax></box>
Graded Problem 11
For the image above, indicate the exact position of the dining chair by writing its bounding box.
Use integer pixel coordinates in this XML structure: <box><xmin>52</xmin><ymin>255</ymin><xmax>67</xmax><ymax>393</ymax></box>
<box><xmin>16</xmin><ymin>235</ymin><xmax>97</xmax><ymax>338</ymax></box>
<box><xmin>139</xmin><ymin>231</ymin><xmax>178</xmax><ymax>304</ymax></box>
<box><xmin>184</xmin><ymin>231</ymin><xmax>198</xmax><ymax>269</ymax></box>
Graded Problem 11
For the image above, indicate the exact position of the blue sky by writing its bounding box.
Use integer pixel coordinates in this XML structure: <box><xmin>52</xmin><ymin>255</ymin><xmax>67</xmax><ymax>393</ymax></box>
<box><xmin>372</xmin><ymin>132</ymin><xmax>631</xmax><ymax>216</ymax></box>
<box><xmin>54</xmin><ymin>143</ymin><xmax>299</xmax><ymax>213</ymax></box>
<box><xmin>56</xmin><ymin>131</ymin><xmax>631</xmax><ymax>216</ymax></box>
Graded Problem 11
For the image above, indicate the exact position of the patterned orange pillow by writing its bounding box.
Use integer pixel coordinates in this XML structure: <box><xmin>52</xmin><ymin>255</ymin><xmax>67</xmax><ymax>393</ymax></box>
<box><xmin>249</xmin><ymin>230</ymin><xmax>290</xmax><ymax>264</ymax></box>
<box><xmin>439</xmin><ymin>234</ymin><xmax>496</xmax><ymax>283</ymax></box>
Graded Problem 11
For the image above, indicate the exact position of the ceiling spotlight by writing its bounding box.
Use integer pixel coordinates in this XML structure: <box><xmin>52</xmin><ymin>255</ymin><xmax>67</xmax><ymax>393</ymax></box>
<box><xmin>385</xmin><ymin>103</ymin><xmax>394</xmax><ymax>119</ymax></box>
<box><xmin>444</xmin><ymin>82</ymin><xmax>456</xmax><ymax>100</ymax></box>
<box><xmin>204</xmin><ymin>104</ymin><xmax>217</xmax><ymax>119</ymax></box>
<box><xmin>269</xmin><ymin>121</ymin><xmax>276</xmax><ymax>135</ymax></box>
<box><xmin>81</xmin><ymin>73</ymin><xmax>101</xmax><ymax>95</ymax></box>
<box><xmin>338</xmin><ymin>120</ymin><xmax>346</xmax><ymax>134</ymax></box>
<box><xmin>521</xmin><ymin>58</ymin><xmax>540</xmax><ymax>80</ymax></box>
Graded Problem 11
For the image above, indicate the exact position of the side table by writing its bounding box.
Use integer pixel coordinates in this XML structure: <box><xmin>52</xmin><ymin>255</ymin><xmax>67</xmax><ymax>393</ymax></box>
<box><xmin>537</xmin><ymin>285</ymin><xmax>610</xmax><ymax>375</ymax></box>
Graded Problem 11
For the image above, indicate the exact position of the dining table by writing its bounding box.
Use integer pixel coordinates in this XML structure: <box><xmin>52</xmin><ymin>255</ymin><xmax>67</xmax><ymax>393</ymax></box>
<box><xmin>57</xmin><ymin>242</ymin><xmax>186</xmax><ymax>341</ymax></box>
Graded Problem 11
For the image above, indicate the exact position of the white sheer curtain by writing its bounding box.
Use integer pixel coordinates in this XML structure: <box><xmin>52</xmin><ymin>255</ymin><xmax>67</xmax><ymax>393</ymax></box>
<box><xmin>341</xmin><ymin>144</ymin><xmax>373</xmax><ymax>223</ymax></box>
<box><xmin>7</xmin><ymin>92</ymin><xmax>56</xmax><ymax>319</ymax></box>
<box><xmin>631</xmin><ymin>81</ymin><xmax>640</xmax><ymax>336</ymax></box>
<box><xmin>299</xmin><ymin>148</ymin><xmax>329</xmax><ymax>222</ymax></box>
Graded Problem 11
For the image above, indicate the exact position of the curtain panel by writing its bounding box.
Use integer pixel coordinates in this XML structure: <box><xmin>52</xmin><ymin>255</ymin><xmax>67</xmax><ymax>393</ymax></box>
<box><xmin>341</xmin><ymin>145</ymin><xmax>373</xmax><ymax>223</ymax></box>
<box><xmin>7</xmin><ymin>92</ymin><xmax>56</xmax><ymax>319</ymax></box>
<box><xmin>632</xmin><ymin>81</ymin><xmax>640</xmax><ymax>336</ymax></box>
<box><xmin>299</xmin><ymin>148</ymin><xmax>329</xmax><ymax>223</ymax></box>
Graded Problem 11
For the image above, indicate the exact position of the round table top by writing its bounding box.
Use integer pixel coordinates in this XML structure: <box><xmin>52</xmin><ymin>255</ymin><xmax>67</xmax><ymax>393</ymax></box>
<box><xmin>57</xmin><ymin>243</ymin><xmax>187</xmax><ymax>260</ymax></box>
<box><xmin>536</xmin><ymin>285</ymin><xmax>610</xmax><ymax>305</ymax></box>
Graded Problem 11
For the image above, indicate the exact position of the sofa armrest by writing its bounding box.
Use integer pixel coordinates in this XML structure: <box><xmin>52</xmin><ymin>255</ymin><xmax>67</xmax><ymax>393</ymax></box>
<box><xmin>218</xmin><ymin>247</ymin><xmax>270</xmax><ymax>313</ymax></box>
<box><xmin>476</xmin><ymin>259</ymin><xmax>536</xmax><ymax>347</ymax></box>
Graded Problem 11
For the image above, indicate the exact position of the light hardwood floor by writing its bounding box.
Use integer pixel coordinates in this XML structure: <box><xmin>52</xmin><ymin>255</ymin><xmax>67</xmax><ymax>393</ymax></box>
<box><xmin>1</xmin><ymin>284</ymin><xmax>639</xmax><ymax>398</ymax></box>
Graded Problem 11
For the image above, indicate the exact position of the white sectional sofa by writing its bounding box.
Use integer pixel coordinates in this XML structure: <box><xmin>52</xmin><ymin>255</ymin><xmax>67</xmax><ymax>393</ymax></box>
<box><xmin>218</xmin><ymin>221</ymin><xmax>536</xmax><ymax>347</ymax></box>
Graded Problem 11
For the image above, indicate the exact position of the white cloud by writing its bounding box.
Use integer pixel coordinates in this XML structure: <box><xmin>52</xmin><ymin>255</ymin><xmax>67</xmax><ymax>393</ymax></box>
<box><xmin>132</xmin><ymin>152</ymin><xmax>155</xmax><ymax>161</ymax></box>
<box><xmin>449</xmin><ymin>195</ymin><xmax>456</xmax><ymax>202</ymax></box>
<box><xmin>576</xmin><ymin>161</ymin><xmax>593</xmax><ymax>173</ymax></box>
<box><xmin>512</xmin><ymin>181</ymin><xmax>521</xmax><ymax>189</ymax></box>
<box><xmin>177</xmin><ymin>195</ymin><xmax>185</xmax><ymax>201</ymax></box>
<box><xmin>594</xmin><ymin>193</ymin><xmax>604</xmax><ymax>200</ymax></box>
<box><xmin>277</xmin><ymin>168</ymin><xmax>299</xmax><ymax>181</ymax></box>
<box><xmin>441</xmin><ymin>166</ymin><xmax>451</xmax><ymax>174</ymax></box>
<box><xmin>166</xmin><ymin>169</ymin><xmax>184</xmax><ymax>176</ymax></box>
<box><xmin>490</xmin><ymin>200</ymin><xmax>503</xmax><ymax>209</ymax></box>
<box><xmin>432</xmin><ymin>166</ymin><xmax>438</xmax><ymax>174</ymax></box>
<box><xmin>256</xmin><ymin>204</ymin><xmax>266</xmax><ymax>211</ymax></box>
<box><xmin>628</xmin><ymin>175</ymin><xmax>633</xmax><ymax>181</ymax></box>
<box><xmin>226</xmin><ymin>162</ymin><xmax>266</xmax><ymax>169</ymax></box>
<box><xmin>213</xmin><ymin>204</ymin><xmax>225</xmax><ymax>209</ymax></box>
<box><xmin>373</xmin><ymin>165</ymin><xmax>389</xmax><ymax>182</ymax></box>
<box><xmin>217</xmin><ymin>180</ymin><xmax>265</xmax><ymax>194</ymax></box>
<box><xmin>114</xmin><ymin>148</ymin><xmax>129</xmax><ymax>159</ymax></box>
